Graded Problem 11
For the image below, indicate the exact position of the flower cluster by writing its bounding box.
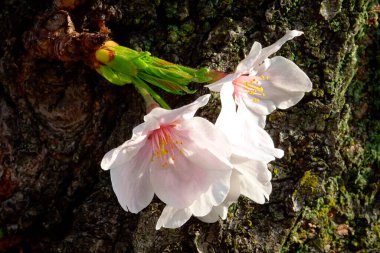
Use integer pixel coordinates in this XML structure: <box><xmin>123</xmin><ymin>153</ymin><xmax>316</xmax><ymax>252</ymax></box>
<box><xmin>100</xmin><ymin>30</ymin><xmax>312</xmax><ymax>229</ymax></box>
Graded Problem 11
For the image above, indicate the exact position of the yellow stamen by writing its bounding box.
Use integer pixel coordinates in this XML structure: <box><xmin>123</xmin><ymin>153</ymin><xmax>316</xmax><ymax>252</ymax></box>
<box><xmin>235</xmin><ymin>78</ymin><xmax>267</xmax><ymax>103</ymax></box>
<box><xmin>244</xmin><ymin>80</ymin><xmax>266</xmax><ymax>97</ymax></box>
<box><xmin>150</xmin><ymin>125</ymin><xmax>184</xmax><ymax>168</ymax></box>
<box><xmin>252</xmin><ymin>98</ymin><xmax>261</xmax><ymax>103</ymax></box>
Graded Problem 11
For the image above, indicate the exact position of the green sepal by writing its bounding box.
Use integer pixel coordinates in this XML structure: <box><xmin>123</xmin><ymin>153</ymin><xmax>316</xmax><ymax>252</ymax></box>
<box><xmin>96</xmin><ymin>43</ymin><xmax>217</xmax><ymax>106</ymax></box>
<box><xmin>139</xmin><ymin>72</ymin><xmax>197</xmax><ymax>95</ymax></box>
<box><xmin>192</xmin><ymin>67</ymin><xmax>214</xmax><ymax>83</ymax></box>
<box><xmin>96</xmin><ymin>66</ymin><xmax>132</xmax><ymax>86</ymax></box>
<box><xmin>132</xmin><ymin>77</ymin><xmax>170</xmax><ymax>109</ymax></box>
<box><xmin>105</xmin><ymin>52</ymin><xmax>139</xmax><ymax>77</ymax></box>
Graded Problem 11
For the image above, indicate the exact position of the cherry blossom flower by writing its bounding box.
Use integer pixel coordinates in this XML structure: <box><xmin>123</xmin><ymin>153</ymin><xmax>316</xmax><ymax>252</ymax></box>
<box><xmin>197</xmin><ymin>31</ymin><xmax>312</xmax><ymax>221</ymax></box>
<box><xmin>157</xmin><ymin>85</ymin><xmax>284</xmax><ymax>227</ymax></box>
<box><xmin>101</xmin><ymin>95</ymin><xmax>232</xmax><ymax>217</ymax></box>
<box><xmin>207</xmin><ymin>30</ymin><xmax>312</xmax><ymax>120</ymax></box>
<box><xmin>197</xmin><ymin>83</ymin><xmax>284</xmax><ymax>222</ymax></box>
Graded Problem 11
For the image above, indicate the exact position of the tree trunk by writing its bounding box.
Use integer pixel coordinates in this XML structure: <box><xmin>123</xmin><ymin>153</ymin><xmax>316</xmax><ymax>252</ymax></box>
<box><xmin>0</xmin><ymin>0</ymin><xmax>379</xmax><ymax>252</ymax></box>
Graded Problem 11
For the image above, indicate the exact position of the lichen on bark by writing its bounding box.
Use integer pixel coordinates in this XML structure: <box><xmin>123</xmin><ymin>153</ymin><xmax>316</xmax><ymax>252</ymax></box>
<box><xmin>0</xmin><ymin>0</ymin><xmax>379</xmax><ymax>252</ymax></box>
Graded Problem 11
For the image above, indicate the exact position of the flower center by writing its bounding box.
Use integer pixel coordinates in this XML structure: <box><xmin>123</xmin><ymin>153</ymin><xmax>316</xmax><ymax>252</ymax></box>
<box><xmin>233</xmin><ymin>75</ymin><xmax>267</xmax><ymax>103</ymax></box>
<box><xmin>148</xmin><ymin>124</ymin><xmax>183</xmax><ymax>168</ymax></box>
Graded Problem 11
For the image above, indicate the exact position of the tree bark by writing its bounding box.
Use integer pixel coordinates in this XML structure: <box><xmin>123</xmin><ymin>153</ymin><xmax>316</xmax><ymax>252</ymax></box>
<box><xmin>0</xmin><ymin>0</ymin><xmax>379</xmax><ymax>252</ymax></box>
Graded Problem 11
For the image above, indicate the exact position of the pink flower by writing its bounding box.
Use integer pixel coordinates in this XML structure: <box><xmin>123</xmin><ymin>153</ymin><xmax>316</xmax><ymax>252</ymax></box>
<box><xmin>101</xmin><ymin>95</ymin><xmax>232</xmax><ymax>216</ymax></box>
<box><xmin>207</xmin><ymin>30</ymin><xmax>312</xmax><ymax>121</ymax></box>
<box><xmin>199</xmin><ymin>31</ymin><xmax>311</xmax><ymax>222</ymax></box>
<box><xmin>156</xmin><ymin>85</ymin><xmax>284</xmax><ymax>228</ymax></box>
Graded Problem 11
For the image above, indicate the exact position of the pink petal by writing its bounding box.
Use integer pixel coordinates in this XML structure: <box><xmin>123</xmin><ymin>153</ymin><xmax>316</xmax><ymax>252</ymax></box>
<box><xmin>101</xmin><ymin>146</ymin><xmax>123</xmax><ymax>171</ymax></box>
<box><xmin>150</xmin><ymin>127</ymin><xmax>232</xmax><ymax>209</ymax></box>
<box><xmin>132</xmin><ymin>118</ymin><xmax>160</xmax><ymax>136</ymax></box>
<box><xmin>235</xmin><ymin>101</ymin><xmax>266</xmax><ymax>128</ymax></box>
<box><xmin>110</xmin><ymin>145</ymin><xmax>154</xmax><ymax>213</ymax></box>
<box><xmin>101</xmin><ymin>135</ymin><xmax>147</xmax><ymax>171</ymax></box>
<box><xmin>144</xmin><ymin>94</ymin><xmax>210</xmax><ymax>124</ymax></box>
<box><xmin>189</xmin><ymin>189</ymin><xmax>216</xmax><ymax>217</ymax></box>
<box><xmin>183</xmin><ymin>117</ymin><xmax>232</xmax><ymax>164</ymax></box>
<box><xmin>214</xmin><ymin>86</ymin><xmax>281</xmax><ymax>162</ymax></box>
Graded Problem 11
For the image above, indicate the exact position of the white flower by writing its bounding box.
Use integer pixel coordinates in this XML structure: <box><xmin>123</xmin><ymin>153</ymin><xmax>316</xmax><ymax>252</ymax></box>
<box><xmin>199</xmin><ymin>83</ymin><xmax>284</xmax><ymax>222</ymax></box>
<box><xmin>101</xmin><ymin>95</ymin><xmax>233</xmax><ymax>215</ymax></box>
<box><xmin>157</xmin><ymin>85</ymin><xmax>285</xmax><ymax>227</ymax></box>
<box><xmin>199</xmin><ymin>31</ymin><xmax>312</xmax><ymax>221</ymax></box>
<box><xmin>207</xmin><ymin>30</ymin><xmax>312</xmax><ymax>120</ymax></box>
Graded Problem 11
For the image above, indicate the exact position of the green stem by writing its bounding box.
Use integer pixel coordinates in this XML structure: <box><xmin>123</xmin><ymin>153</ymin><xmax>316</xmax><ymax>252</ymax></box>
<box><xmin>132</xmin><ymin>77</ymin><xmax>171</xmax><ymax>110</ymax></box>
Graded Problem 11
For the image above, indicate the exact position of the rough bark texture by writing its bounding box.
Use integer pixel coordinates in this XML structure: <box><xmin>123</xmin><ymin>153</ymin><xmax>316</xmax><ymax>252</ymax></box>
<box><xmin>0</xmin><ymin>0</ymin><xmax>379</xmax><ymax>252</ymax></box>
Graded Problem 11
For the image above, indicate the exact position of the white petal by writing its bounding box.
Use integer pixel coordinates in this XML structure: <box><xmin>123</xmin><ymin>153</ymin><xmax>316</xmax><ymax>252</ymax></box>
<box><xmin>206</xmin><ymin>72</ymin><xmax>241</xmax><ymax>92</ymax></box>
<box><xmin>101</xmin><ymin>135</ymin><xmax>147</xmax><ymax>171</ymax></box>
<box><xmin>197</xmin><ymin>171</ymin><xmax>241</xmax><ymax>222</ymax></box>
<box><xmin>101</xmin><ymin>146</ymin><xmax>123</xmax><ymax>171</ymax></box>
<box><xmin>236</xmin><ymin>42</ymin><xmax>262</xmax><ymax>74</ymax></box>
<box><xmin>237</xmin><ymin>102</ymin><xmax>267</xmax><ymax>128</ymax></box>
<box><xmin>189</xmin><ymin>190</ymin><xmax>215</xmax><ymax>217</ymax></box>
<box><xmin>197</xmin><ymin>208</ymin><xmax>221</xmax><ymax>223</ymax></box>
<box><xmin>253</xmin><ymin>30</ymin><xmax>304</xmax><ymax>69</ymax></box>
<box><xmin>254</xmin><ymin>58</ymin><xmax>271</xmax><ymax>74</ymax></box>
<box><xmin>215</xmin><ymin>83</ymin><xmax>270</xmax><ymax>153</ymax></box>
<box><xmin>132</xmin><ymin>117</ymin><xmax>160</xmax><ymax>136</ymax></box>
<box><xmin>230</xmin><ymin>105</ymin><xmax>282</xmax><ymax>161</ymax></box>
<box><xmin>156</xmin><ymin>206</ymin><xmax>192</xmax><ymax>229</ymax></box>
<box><xmin>189</xmin><ymin>166</ymin><xmax>232</xmax><ymax>217</ymax></box>
<box><xmin>240</xmin><ymin>78</ymin><xmax>307</xmax><ymax>115</ymax></box>
<box><xmin>242</xmin><ymin>95</ymin><xmax>277</xmax><ymax>116</ymax></box>
<box><xmin>110</xmin><ymin>145</ymin><xmax>154</xmax><ymax>213</ymax></box>
<box><xmin>208</xmin><ymin>171</ymin><xmax>231</xmax><ymax>206</ymax></box>
<box><xmin>183</xmin><ymin>117</ymin><xmax>232</xmax><ymax>165</ymax></box>
<box><xmin>150</xmin><ymin>134</ymin><xmax>232</xmax><ymax>209</ymax></box>
<box><xmin>225</xmin><ymin>170</ymin><xmax>243</xmax><ymax>203</ymax></box>
<box><xmin>261</xmin><ymin>56</ymin><xmax>312</xmax><ymax>93</ymax></box>
<box><xmin>215</xmin><ymin>82</ymin><xmax>238</xmax><ymax>137</ymax></box>
<box><xmin>215</xmin><ymin>91</ymin><xmax>279</xmax><ymax>162</ymax></box>
<box><xmin>234</xmin><ymin>160</ymin><xmax>272</xmax><ymax>204</ymax></box>
<box><xmin>144</xmin><ymin>94</ymin><xmax>210</xmax><ymax>124</ymax></box>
